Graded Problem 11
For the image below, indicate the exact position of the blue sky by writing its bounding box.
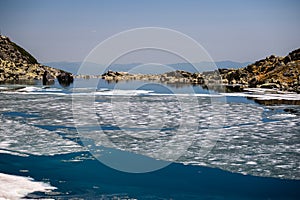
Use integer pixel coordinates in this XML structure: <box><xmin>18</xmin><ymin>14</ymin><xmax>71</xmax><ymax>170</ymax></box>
<box><xmin>0</xmin><ymin>0</ymin><xmax>299</xmax><ymax>63</ymax></box>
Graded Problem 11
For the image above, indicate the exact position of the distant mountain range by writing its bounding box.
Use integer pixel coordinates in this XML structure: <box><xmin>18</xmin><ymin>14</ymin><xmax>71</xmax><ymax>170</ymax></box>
<box><xmin>43</xmin><ymin>61</ymin><xmax>251</xmax><ymax>75</ymax></box>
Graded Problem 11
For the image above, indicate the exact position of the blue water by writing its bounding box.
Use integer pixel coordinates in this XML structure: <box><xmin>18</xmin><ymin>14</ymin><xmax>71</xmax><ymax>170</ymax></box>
<box><xmin>0</xmin><ymin>78</ymin><xmax>300</xmax><ymax>199</ymax></box>
<box><xmin>1</xmin><ymin>153</ymin><xmax>299</xmax><ymax>200</ymax></box>
<box><xmin>74</xmin><ymin>78</ymin><xmax>216</xmax><ymax>94</ymax></box>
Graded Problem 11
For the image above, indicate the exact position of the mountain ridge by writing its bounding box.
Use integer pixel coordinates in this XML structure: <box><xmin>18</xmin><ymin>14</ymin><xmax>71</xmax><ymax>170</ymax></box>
<box><xmin>43</xmin><ymin>60</ymin><xmax>250</xmax><ymax>75</ymax></box>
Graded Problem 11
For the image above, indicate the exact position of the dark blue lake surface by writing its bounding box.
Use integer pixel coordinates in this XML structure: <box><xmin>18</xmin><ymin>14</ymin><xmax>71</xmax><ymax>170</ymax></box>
<box><xmin>1</xmin><ymin>153</ymin><xmax>299</xmax><ymax>200</ymax></box>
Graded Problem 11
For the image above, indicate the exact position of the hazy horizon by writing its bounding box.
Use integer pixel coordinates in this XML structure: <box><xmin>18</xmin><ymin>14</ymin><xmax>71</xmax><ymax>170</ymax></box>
<box><xmin>43</xmin><ymin>60</ymin><xmax>251</xmax><ymax>65</ymax></box>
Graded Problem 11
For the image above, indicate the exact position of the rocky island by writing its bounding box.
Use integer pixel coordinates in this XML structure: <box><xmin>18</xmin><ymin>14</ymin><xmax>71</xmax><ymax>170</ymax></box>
<box><xmin>0</xmin><ymin>35</ymin><xmax>73</xmax><ymax>86</ymax></box>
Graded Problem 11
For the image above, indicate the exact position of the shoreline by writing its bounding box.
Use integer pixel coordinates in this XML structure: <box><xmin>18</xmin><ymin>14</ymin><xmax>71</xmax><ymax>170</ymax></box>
<box><xmin>76</xmin><ymin>48</ymin><xmax>300</xmax><ymax>94</ymax></box>
<box><xmin>1</xmin><ymin>78</ymin><xmax>300</xmax><ymax>105</ymax></box>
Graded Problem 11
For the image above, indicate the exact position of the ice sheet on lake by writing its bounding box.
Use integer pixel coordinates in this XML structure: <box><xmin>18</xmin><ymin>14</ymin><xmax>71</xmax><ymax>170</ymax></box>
<box><xmin>0</xmin><ymin>91</ymin><xmax>300</xmax><ymax>179</ymax></box>
<box><xmin>0</xmin><ymin>117</ymin><xmax>84</xmax><ymax>156</ymax></box>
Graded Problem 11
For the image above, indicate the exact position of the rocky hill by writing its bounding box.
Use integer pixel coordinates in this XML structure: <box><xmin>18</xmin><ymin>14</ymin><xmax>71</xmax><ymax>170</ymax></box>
<box><xmin>0</xmin><ymin>35</ymin><xmax>73</xmax><ymax>85</ymax></box>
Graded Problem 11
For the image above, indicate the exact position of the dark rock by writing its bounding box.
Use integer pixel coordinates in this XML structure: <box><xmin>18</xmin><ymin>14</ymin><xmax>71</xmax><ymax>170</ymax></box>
<box><xmin>180</xmin><ymin>71</ymin><xmax>192</xmax><ymax>78</ymax></box>
<box><xmin>115</xmin><ymin>71</ymin><xmax>124</xmax><ymax>76</ymax></box>
<box><xmin>42</xmin><ymin>71</ymin><xmax>54</xmax><ymax>85</ymax></box>
<box><xmin>57</xmin><ymin>72</ymin><xmax>74</xmax><ymax>87</ymax></box>
<box><xmin>265</xmin><ymin>65</ymin><xmax>276</xmax><ymax>73</ymax></box>
<box><xmin>240</xmin><ymin>73</ymin><xmax>248</xmax><ymax>78</ymax></box>
<box><xmin>197</xmin><ymin>76</ymin><xmax>205</xmax><ymax>84</ymax></box>
<box><xmin>269</xmin><ymin>55</ymin><xmax>276</xmax><ymax>60</ymax></box>
<box><xmin>103</xmin><ymin>70</ymin><xmax>117</xmax><ymax>77</ymax></box>
<box><xmin>248</xmin><ymin>77</ymin><xmax>258</xmax><ymax>87</ymax></box>
<box><xmin>289</xmin><ymin>48</ymin><xmax>300</xmax><ymax>61</ymax></box>
<box><xmin>226</xmin><ymin>71</ymin><xmax>240</xmax><ymax>82</ymax></box>
<box><xmin>283</xmin><ymin>108</ymin><xmax>298</xmax><ymax>114</ymax></box>
<box><xmin>225</xmin><ymin>84</ymin><xmax>243</xmax><ymax>92</ymax></box>
<box><xmin>283</xmin><ymin>55</ymin><xmax>291</xmax><ymax>64</ymax></box>
<box><xmin>246</xmin><ymin>64</ymin><xmax>255</xmax><ymax>73</ymax></box>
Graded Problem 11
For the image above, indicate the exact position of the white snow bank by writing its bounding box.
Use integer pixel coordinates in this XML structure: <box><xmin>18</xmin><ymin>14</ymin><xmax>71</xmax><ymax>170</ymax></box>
<box><xmin>0</xmin><ymin>173</ymin><xmax>56</xmax><ymax>200</ymax></box>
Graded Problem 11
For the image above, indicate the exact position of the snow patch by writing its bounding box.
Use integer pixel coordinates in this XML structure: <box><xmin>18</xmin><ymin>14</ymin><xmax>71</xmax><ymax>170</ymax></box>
<box><xmin>0</xmin><ymin>173</ymin><xmax>56</xmax><ymax>200</ymax></box>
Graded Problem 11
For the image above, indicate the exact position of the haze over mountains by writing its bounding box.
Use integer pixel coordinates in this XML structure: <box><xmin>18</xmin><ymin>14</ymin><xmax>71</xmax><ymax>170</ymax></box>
<box><xmin>44</xmin><ymin>61</ymin><xmax>251</xmax><ymax>75</ymax></box>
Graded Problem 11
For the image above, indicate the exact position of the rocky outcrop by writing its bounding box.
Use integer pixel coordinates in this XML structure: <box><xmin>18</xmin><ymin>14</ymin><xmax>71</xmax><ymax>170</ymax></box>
<box><xmin>220</xmin><ymin>48</ymin><xmax>300</xmax><ymax>92</ymax></box>
<box><xmin>101</xmin><ymin>48</ymin><xmax>300</xmax><ymax>93</ymax></box>
<box><xmin>0</xmin><ymin>59</ymin><xmax>61</xmax><ymax>83</ymax></box>
<box><xmin>0</xmin><ymin>35</ymin><xmax>73</xmax><ymax>85</ymax></box>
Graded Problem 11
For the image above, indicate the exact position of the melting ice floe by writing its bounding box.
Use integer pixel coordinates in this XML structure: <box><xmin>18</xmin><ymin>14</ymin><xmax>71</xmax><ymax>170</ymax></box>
<box><xmin>0</xmin><ymin>173</ymin><xmax>56</xmax><ymax>200</ymax></box>
<box><xmin>221</xmin><ymin>88</ymin><xmax>300</xmax><ymax>101</ymax></box>
<box><xmin>0</xmin><ymin>89</ymin><xmax>300</xmax><ymax>179</ymax></box>
<box><xmin>0</xmin><ymin>118</ymin><xmax>84</xmax><ymax>156</ymax></box>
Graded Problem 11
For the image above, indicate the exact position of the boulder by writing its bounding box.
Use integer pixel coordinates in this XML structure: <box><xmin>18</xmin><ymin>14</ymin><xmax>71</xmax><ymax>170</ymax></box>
<box><xmin>57</xmin><ymin>72</ymin><xmax>74</xmax><ymax>87</ymax></box>
<box><xmin>283</xmin><ymin>55</ymin><xmax>291</xmax><ymax>64</ymax></box>
<box><xmin>42</xmin><ymin>71</ymin><xmax>54</xmax><ymax>85</ymax></box>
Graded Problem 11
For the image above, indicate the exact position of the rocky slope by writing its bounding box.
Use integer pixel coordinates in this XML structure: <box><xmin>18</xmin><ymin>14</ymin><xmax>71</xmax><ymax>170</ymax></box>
<box><xmin>0</xmin><ymin>35</ymin><xmax>73</xmax><ymax>84</ymax></box>
<box><xmin>101</xmin><ymin>48</ymin><xmax>300</xmax><ymax>93</ymax></box>
<box><xmin>220</xmin><ymin>48</ymin><xmax>300</xmax><ymax>92</ymax></box>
